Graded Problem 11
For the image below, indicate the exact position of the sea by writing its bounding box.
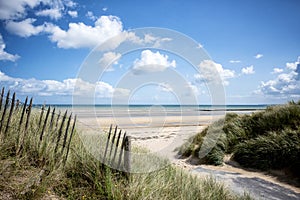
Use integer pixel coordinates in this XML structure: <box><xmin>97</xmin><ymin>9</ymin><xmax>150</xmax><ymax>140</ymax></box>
<box><xmin>33</xmin><ymin>104</ymin><xmax>269</xmax><ymax>119</ymax></box>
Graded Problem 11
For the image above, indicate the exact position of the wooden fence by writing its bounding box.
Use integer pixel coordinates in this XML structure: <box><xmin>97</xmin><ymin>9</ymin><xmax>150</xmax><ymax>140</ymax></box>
<box><xmin>102</xmin><ymin>125</ymin><xmax>131</xmax><ymax>175</ymax></box>
<box><xmin>0</xmin><ymin>87</ymin><xmax>131</xmax><ymax>175</ymax></box>
<box><xmin>0</xmin><ymin>87</ymin><xmax>76</xmax><ymax>167</ymax></box>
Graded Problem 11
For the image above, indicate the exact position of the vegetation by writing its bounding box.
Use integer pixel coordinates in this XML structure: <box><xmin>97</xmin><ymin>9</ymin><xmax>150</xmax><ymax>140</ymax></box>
<box><xmin>179</xmin><ymin>101</ymin><xmax>300</xmax><ymax>180</ymax></box>
<box><xmin>0</xmin><ymin>106</ymin><xmax>252</xmax><ymax>199</ymax></box>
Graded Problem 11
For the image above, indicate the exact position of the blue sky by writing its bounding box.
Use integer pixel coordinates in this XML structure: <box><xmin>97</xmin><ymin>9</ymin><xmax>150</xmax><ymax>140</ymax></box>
<box><xmin>0</xmin><ymin>0</ymin><xmax>299</xmax><ymax>104</ymax></box>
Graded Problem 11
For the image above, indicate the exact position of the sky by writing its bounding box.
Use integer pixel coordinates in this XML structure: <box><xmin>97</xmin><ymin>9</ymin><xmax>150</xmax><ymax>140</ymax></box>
<box><xmin>0</xmin><ymin>0</ymin><xmax>300</xmax><ymax>105</ymax></box>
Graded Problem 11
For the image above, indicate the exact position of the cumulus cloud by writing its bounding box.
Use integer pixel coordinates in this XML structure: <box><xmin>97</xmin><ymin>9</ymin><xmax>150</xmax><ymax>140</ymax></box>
<box><xmin>256</xmin><ymin>57</ymin><xmax>300</xmax><ymax>97</ymax></box>
<box><xmin>5</xmin><ymin>18</ymin><xmax>45</xmax><ymax>37</ymax></box>
<box><xmin>0</xmin><ymin>0</ymin><xmax>40</xmax><ymax>20</ymax></box>
<box><xmin>98</xmin><ymin>51</ymin><xmax>121</xmax><ymax>71</ymax></box>
<box><xmin>0</xmin><ymin>70</ymin><xmax>126</xmax><ymax>98</ymax></box>
<box><xmin>195</xmin><ymin>60</ymin><xmax>235</xmax><ymax>86</ymax></box>
<box><xmin>45</xmin><ymin>15</ymin><xmax>123</xmax><ymax>48</ymax></box>
<box><xmin>68</xmin><ymin>10</ymin><xmax>78</xmax><ymax>18</ymax></box>
<box><xmin>272</xmin><ymin>68</ymin><xmax>283</xmax><ymax>74</ymax></box>
<box><xmin>241</xmin><ymin>65</ymin><xmax>255</xmax><ymax>75</ymax></box>
<box><xmin>254</xmin><ymin>53</ymin><xmax>263</xmax><ymax>59</ymax></box>
<box><xmin>132</xmin><ymin>50</ymin><xmax>176</xmax><ymax>74</ymax></box>
<box><xmin>0</xmin><ymin>34</ymin><xmax>20</xmax><ymax>62</ymax></box>
<box><xmin>0</xmin><ymin>0</ymin><xmax>76</xmax><ymax>20</ymax></box>
<box><xmin>36</xmin><ymin>8</ymin><xmax>62</xmax><ymax>20</ymax></box>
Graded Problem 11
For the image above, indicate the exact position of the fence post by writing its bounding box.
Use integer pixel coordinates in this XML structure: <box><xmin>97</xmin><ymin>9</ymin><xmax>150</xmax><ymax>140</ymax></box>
<box><xmin>108</xmin><ymin>125</ymin><xmax>118</xmax><ymax>163</ymax></box>
<box><xmin>117</xmin><ymin>132</ymin><xmax>126</xmax><ymax>169</ymax></box>
<box><xmin>124</xmin><ymin>136</ymin><xmax>131</xmax><ymax>179</ymax></box>
<box><xmin>39</xmin><ymin>106</ymin><xmax>51</xmax><ymax>144</ymax></box>
<box><xmin>0</xmin><ymin>87</ymin><xmax>4</xmax><ymax>111</ymax></box>
<box><xmin>17</xmin><ymin>98</ymin><xmax>33</xmax><ymax>154</ymax></box>
<box><xmin>38</xmin><ymin>105</ymin><xmax>45</xmax><ymax>128</ymax></box>
<box><xmin>4</xmin><ymin>92</ymin><xmax>16</xmax><ymax>137</ymax></box>
<box><xmin>64</xmin><ymin>115</ymin><xmax>76</xmax><ymax>166</ymax></box>
<box><xmin>17</xmin><ymin>96</ymin><xmax>28</xmax><ymax>145</ymax></box>
<box><xmin>102</xmin><ymin>124</ymin><xmax>112</xmax><ymax>164</ymax></box>
<box><xmin>54</xmin><ymin>110</ymin><xmax>67</xmax><ymax>154</ymax></box>
<box><xmin>0</xmin><ymin>90</ymin><xmax>10</xmax><ymax>134</ymax></box>
<box><xmin>61</xmin><ymin>114</ymin><xmax>72</xmax><ymax>155</ymax></box>
<box><xmin>111</xmin><ymin>129</ymin><xmax>122</xmax><ymax>165</ymax></box>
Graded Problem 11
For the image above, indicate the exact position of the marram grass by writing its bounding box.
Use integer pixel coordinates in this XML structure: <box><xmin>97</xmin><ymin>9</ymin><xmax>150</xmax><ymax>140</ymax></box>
<box><xmin>179</xmin><ymin>101</ymin><xmax>300</xmax><ymax>179</ymax></box>
<box><xmin>0</xmin><ymin>107</ymin><xmax>252</xmax><ymax>199</ymax></box>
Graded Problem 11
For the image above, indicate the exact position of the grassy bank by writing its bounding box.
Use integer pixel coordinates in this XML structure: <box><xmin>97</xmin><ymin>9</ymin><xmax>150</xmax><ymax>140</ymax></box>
<box><xmin>179</xmin><ymin>101</ymin><xmax>300</xmax><ymax>181</ymax></box>
<box><xmin>0</xmin><ymin>106</ymin><xmax>252</xmax><ymax>199</ymax></box>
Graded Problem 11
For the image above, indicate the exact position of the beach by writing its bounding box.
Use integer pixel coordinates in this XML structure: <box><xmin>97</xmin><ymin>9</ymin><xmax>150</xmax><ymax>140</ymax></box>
<box><xmin>71</xmin><ymin>105</ymin><xmax>300</xmax><ymax>199</ymax></box>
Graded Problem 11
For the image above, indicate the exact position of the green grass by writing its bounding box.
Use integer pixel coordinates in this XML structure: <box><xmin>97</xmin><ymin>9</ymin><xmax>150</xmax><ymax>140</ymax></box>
<box><xmin>0</xmin><ymin>106</ymin><xmax>252</xmax><ymax>199</ymax></box>
<box><xmin>179</xmin><ymin>101</ymin><xmax>300</xmax><ymax>180</ymax></box>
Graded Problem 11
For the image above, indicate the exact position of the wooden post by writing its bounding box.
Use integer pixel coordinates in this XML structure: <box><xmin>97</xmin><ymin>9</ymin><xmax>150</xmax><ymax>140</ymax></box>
<box><xmin>48</xmin><ymin>108</ymin><xmax>56</xmax><ymax>134</ymax></box>
<box><xmin>102</xmin><ymin>124</ymin><xmax>112</xmax><ymax>163</ymax></box>
<box><xmin>124</xmin><ymin>136</ymin><xmax>131</xmax><ymax>178</ymax></box>
<box><xmin>39</xmin><ymin>106</ymin><xmax>51</xmax><ymax>143</ymax></box>
<box><xmin>17</xmin><ymin>96</ymin><xmax>28</xmax><ymax>145</ymax></box>
<box><xmin>111</xmin><ymin>129</ymin><xmax>122</xmax><ymax>165</ymax></box>
<box><xmin>18</xmin><ymin>97</ymin><xmax>28</xmax><ymax>130</ymax></box>
<box><xmin>18</xmin><ymin>98</ymin><xmax>33</xmax><ymax>154</ymax></box>
<box><xmin>0</xmin><ymin>87</ymin><xmax>4</xmax><ymax>111</ymax></box>
<box><xmin>108</xmin><ymin>125</ymin><xmax>118</xmax><ymax>163</ymax></box>
<box><xmin>54</xmin><ymin>110</ymin><xmax>67</xmax><ymax>154</ymax></box>
<box><xmin>15</xmin><ymin>99</ymin><xmax>20</xmax><ymax>110</ymax></box>
<box><xmin>38</xmin><ymin>105</ymin><xmax>45</xmax><ymax>128</ymax></box>
<box><xmin>4</xmin><ymin>92</ymin><xmax>15</xmax><ymax>137</ymax></box>
<box><xmin>64</xmin><ymin>115</ymin><xmax>76</xmax><ymax>166</ymax></box>
<box><xmin>117</xmin><ymin>132</ymin><xmax>126</xmax><ymax>169</ymax></box>
<box><xmin>0</xmin><ymin>90</ymin><xmax>10</xmax><ymax>133</ymax></box>
<box><xmin>61</xmin><ymin>114</ymin><xmax>72</xmax><ymax>155</ymax></box>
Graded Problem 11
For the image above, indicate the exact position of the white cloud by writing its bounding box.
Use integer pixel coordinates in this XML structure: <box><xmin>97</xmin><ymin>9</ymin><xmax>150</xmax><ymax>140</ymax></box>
<box><xmin>286</xmin><ymin>62</ymin><xmax>298</xmax><ymax>70</ymax></box>
<box><xmin>67</xmin><ymin>10</ymin><xmax>78</xmax><ymax>18</ymax></box>
<box><xmin>256</xmin><ymin>57</ymin><xmax>300</xmax><ymax>97</ymax></box>
<box><xmin>0</xmin><ymin>34</ymin><xmax>20</xmax><ymax>62</ymax></box>
<box><xmin>0</xmin><ymin>0</ymin><xmax>76</xmax><ymax>20</ymax></box>
<box><xmin>229</xmin><ymin>60</ymin><xmax>241</xmax><ymax>63</ymax></box>
<box><xmin>98</xmin><ymin>52</ymin><xmax>121</xmax><ymax>71</ymax></box>
<box><xmin>0</xmin><ymin>70</ymin><xmax>125</xmax><ymax>98</ymax></box>
<box><xmin>45</xmin><ymin>15</ymin><xmax>124</xmax><ymax>48</ymax></box>
<box><xmin>86</xmin><ymin>11</ymin><xmax>96</xmax><ymax>21</ymax></box>
<box><xmin>254</xmin><ymin>53</ymin><xmax>263</xmax><ymax>59</ymax></box>
<box><xmin>102</xmin><ymin>7</ymin><xmax>108</xmax><ymax>11</ymax></box>
<box><xmin>35</xmin><ymin>8</ymin><xmax>62</xmax><ymax>20</ymax></box>
<box><xmin>195</xmin><ymin>60</ymin><xmax>235</xmax><ymax>86</ymax></box>
<box><xmin>0</xmin><ymin>0</ymin><xmax>40</xmax><ymax>20</ymax></box>
<box><xmin>272</xmin><ymin>68</ymin><xmax>283</xmax><ymax>74</ymax></box>
<box><xmin>241</xmin><ymin>65</ymin><xmax>255</xmax><ymax>75</ymax></box>
<box><xmin>5</xmin><ymin>18</ymin><xmax>45</xmax><ymax>37</ymax></box>
<box><xmin>132</xmin><ymin>50</ymin><xmax>176</xmax><ymax>74</ymax></box>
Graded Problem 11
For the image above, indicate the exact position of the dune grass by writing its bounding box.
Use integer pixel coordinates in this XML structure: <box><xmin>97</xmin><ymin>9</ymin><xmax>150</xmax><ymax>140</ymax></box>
<box><xmin>179</xmin><ymin>101</ymin><xmax>300</xmax><ymax>180</ymax></box>
<box><xmin>0</xmin><ymin>107</ymin><xmax>252</xmax><ymax>199</ymax></box>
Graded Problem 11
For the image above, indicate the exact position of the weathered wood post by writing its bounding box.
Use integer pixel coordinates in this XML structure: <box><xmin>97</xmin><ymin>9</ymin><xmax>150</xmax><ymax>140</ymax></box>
<box><xmin>4</xmin><ymin>92</ymin><xmax>16</xmax><ymax>137</ymax></box>
<box><xmin>117</xmin><ymin>132</ymin><xmax>126</xmax><ymax>169</ymax></box>
<box><xmin>0</xmin><ymin>87</ymin><xmax>4</xmax><ymax>111</ymax></box>
<box><xmin>124</xmin><ymin>136</ymin><xmax>131</xmax><ymax>179</ymax></box>
<box><xmin>39</xmin><ymin>106</ymin><xmax>51</xmax><ymax>143</ymax></box>
<box><xmin>0</xmin><ymin>90</ymin><xmax>10</xmax><ymax>134</ymax></box>
<box><xmin>103</xmin><ymin>124</ymin><xmax>113</xmax><ymax>164</ymax></box>
<box><xmin>17</xmin><ymin>98</ymin><xmax>33</xmax><ymax>154</ymax></box>
<box><xmin>64</xmin><ymin>115</ymin><xmax>76</xmax><ymax>166</ymax></box>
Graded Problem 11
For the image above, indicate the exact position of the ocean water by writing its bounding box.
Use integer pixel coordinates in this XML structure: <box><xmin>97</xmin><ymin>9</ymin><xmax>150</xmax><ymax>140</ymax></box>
<box><xmin>38</xmin><ymin>104</ymin><xmax>268</xmax><ymax>119</ymax></box>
